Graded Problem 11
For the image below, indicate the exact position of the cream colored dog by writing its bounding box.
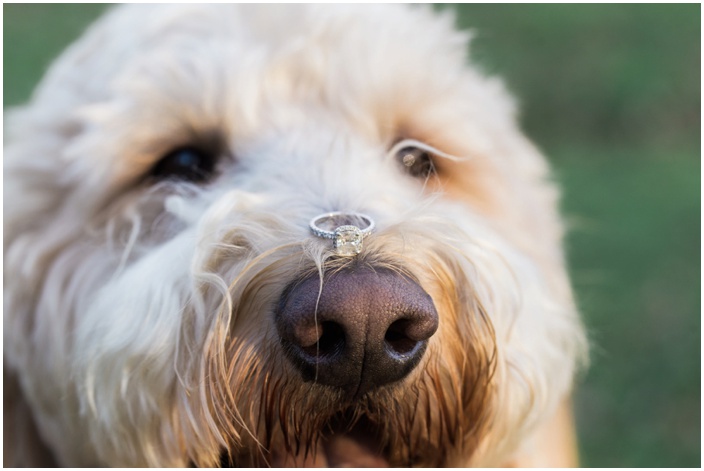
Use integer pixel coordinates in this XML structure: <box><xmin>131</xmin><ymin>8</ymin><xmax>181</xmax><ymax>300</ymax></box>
<box><xmin>4</xmin><ymin>4</ymin><xmax>587</xmax><ymax>467</ymax></box>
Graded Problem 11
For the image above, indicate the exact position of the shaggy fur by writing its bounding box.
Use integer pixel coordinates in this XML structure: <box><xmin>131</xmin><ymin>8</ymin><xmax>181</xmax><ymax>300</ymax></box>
<box><xmin>4</xmin><ymin>4</ymin><xmax>587</xmax><ymax>467</ymax></box>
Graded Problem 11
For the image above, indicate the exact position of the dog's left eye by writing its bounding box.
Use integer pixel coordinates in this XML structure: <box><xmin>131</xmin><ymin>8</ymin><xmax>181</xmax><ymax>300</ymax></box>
<box><xmin>151</xmin><ymin>147</ymin><xmax>216</xmax><ymax>182</ymax></box>
<box><xmin>395</xmin><ymin>146</ymin><xmax>435</xmax><ymax>178</ymax></box>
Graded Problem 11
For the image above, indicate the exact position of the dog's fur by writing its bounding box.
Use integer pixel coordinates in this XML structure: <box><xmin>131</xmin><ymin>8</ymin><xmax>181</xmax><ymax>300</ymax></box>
<box><xmin>4</xmin><ymin>4</ymin><xmax>587</xmax><ymax>467</ymax></box>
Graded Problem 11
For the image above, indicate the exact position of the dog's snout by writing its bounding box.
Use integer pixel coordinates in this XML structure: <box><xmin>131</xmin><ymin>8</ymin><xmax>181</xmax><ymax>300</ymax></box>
<box><xmin>275</xmin><ymin>267</ymin><xmax>438</xmax><ymax>398</ymax></box>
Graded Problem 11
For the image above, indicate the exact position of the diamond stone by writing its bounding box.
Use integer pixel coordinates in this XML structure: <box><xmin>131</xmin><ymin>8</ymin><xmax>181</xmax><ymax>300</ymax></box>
<box><xmin>334</xmin><ymin>225</ymin><xmax>363</xmax><ymax>256</ymax></box>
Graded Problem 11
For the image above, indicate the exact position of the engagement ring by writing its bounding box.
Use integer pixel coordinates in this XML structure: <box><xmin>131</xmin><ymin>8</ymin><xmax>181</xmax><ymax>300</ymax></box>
<box><xmin>309</xmin><ymin>211</ymin><xmax>375</xmax><ymax>256</ymax></box>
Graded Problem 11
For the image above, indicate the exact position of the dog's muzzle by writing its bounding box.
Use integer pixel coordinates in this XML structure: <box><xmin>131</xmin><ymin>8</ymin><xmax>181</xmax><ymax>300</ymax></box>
<box><xmin>309</xmin><ymin>211</ymin><xmax>375</xmax><ymax>256</ymax></box>
<box><xmin>275</xmin><ymin>266</ymin><xmax>438</xmax><ymax>399</ymax></box>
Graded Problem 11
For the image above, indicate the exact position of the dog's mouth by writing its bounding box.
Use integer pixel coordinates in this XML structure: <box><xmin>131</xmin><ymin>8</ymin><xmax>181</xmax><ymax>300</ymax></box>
<box><xmin>218</xmin><ymin>410</ymin><xmax>409</xmax><ymax>467</ymax></box>
<box><xmin>276</xmin><ymin>413</ymin><xmax>390</xmax><ymax>467</ymax></box>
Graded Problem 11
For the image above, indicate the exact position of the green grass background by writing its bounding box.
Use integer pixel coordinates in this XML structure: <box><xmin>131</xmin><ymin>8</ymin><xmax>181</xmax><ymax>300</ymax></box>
<box><xmin>4</xmin><ymin>4</ymin><xmax>700</xmax><ymax>467</ymax></box>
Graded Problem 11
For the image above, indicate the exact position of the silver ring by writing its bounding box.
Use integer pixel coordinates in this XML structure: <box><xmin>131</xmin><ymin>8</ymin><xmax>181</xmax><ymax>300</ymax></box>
<box><xmin>309</xmin><ymin>211</ymin><xmax>375</xmax><ymax>256</ymax></box>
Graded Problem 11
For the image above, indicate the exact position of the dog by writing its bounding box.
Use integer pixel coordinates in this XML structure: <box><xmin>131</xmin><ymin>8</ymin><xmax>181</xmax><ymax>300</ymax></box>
<box><xmin>4</xmin><ymin>4</ymin><xmax>588</xmax><ymax>467</ymax></box>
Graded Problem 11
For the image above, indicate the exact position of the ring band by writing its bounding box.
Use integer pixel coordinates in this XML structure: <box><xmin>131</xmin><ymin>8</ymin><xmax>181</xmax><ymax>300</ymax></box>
<box><xmin>309</xmin><ymin>211</ymin><xmax>375</xmax><ymax>256</ymax></box>
<box><xmin>309</xmin><ymin>211</ymin><xmax>375</xmax><ymax>239</ymax></box>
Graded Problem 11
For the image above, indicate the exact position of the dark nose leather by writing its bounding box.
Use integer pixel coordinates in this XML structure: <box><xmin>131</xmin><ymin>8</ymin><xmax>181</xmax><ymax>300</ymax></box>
<box><xmin>275</xmin><ymin>266</ymin><xmax>439</xmax><ymax>398</ymax></box>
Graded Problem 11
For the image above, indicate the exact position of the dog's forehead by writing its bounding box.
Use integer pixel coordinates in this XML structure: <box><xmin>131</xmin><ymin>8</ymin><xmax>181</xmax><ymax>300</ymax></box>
<box><xmin>36</xmin><ymin>4</ymin><xmax>467</xmax><ymax>109</ymax></box>
<box><xmin>118</xmin><ymin>4</ymin><xmax>464</xmax><ymax>62</ymax></box>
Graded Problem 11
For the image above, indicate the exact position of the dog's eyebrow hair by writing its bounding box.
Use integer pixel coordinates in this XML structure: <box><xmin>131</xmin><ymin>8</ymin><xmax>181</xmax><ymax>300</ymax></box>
<box><xmin>159</xmin><ymin>127</ymin><xmax>229</xmax><ymax>159</ymax></box>
<box><xmin>389</xmin><ymin>139</ymin><xmax>472</xmax><ymax>162</ymax></box>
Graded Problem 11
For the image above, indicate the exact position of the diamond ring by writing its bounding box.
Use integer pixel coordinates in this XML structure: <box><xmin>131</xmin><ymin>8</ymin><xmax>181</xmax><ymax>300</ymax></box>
<box><xmin>309</xmin><ymin>211</ymin><xmax>375</xmax><ymax>256</ymax></box>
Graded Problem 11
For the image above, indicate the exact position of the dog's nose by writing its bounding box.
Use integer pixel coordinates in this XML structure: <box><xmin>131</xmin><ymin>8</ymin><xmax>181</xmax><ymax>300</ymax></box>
<box><xmin>275</xmin><ymin>267</ymin><xmax>438</xmax><ymax>397</ymax></box>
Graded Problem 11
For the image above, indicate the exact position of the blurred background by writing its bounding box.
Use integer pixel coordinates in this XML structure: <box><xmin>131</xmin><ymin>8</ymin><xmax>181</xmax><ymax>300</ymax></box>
<box><xmin>4</xmin><ymin>4</ymin><xmax>700</xmax><ymax>467</ymax></box>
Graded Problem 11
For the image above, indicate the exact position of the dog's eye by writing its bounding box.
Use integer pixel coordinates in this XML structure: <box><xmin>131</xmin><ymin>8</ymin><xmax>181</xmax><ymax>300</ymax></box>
<box><xmin>395</xmin><ymin>146</ymin><xmax>435</xmax><ymax>178</ymax></box>
<box><xmin>151</xmin><ymin>147</ymin><xmax>216</xmax><ymax>182</ymax></box>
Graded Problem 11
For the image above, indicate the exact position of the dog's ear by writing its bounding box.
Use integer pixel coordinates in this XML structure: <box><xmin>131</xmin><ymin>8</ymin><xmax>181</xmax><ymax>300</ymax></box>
<box><xmin>3</xmin><ymin>367</ymin><xmax>57</xmax><ymax>467</ymax></box>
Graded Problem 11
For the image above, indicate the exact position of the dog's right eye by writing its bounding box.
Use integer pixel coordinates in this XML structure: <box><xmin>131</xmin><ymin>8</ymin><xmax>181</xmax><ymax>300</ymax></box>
<box><xmin>395</xmin><ymin>146</ymin><xmax>435</xmax><ymax>179</ymax></box>
<box><xmin>150</xmin><ymin>147</ymin><xmax>216</xmax><ymax>182</ymax></box>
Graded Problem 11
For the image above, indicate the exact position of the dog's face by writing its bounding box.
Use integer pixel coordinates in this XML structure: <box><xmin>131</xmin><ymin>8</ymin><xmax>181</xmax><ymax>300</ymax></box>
<box><xmin>4</xmin><ymin>4</ymin><xmax>586</xmax><ymax>467</ymax></box>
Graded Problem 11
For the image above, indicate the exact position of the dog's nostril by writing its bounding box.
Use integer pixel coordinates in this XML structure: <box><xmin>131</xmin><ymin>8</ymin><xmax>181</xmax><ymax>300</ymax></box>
<box><xmin>384</xmin><ymin>319</ymin><xmax>420</xmax><ymax>356</ymax></box>
<box><xmin>300</xmin><ymin>321</ymin><xmax>346</xmax><ymax>358</ymax></box>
